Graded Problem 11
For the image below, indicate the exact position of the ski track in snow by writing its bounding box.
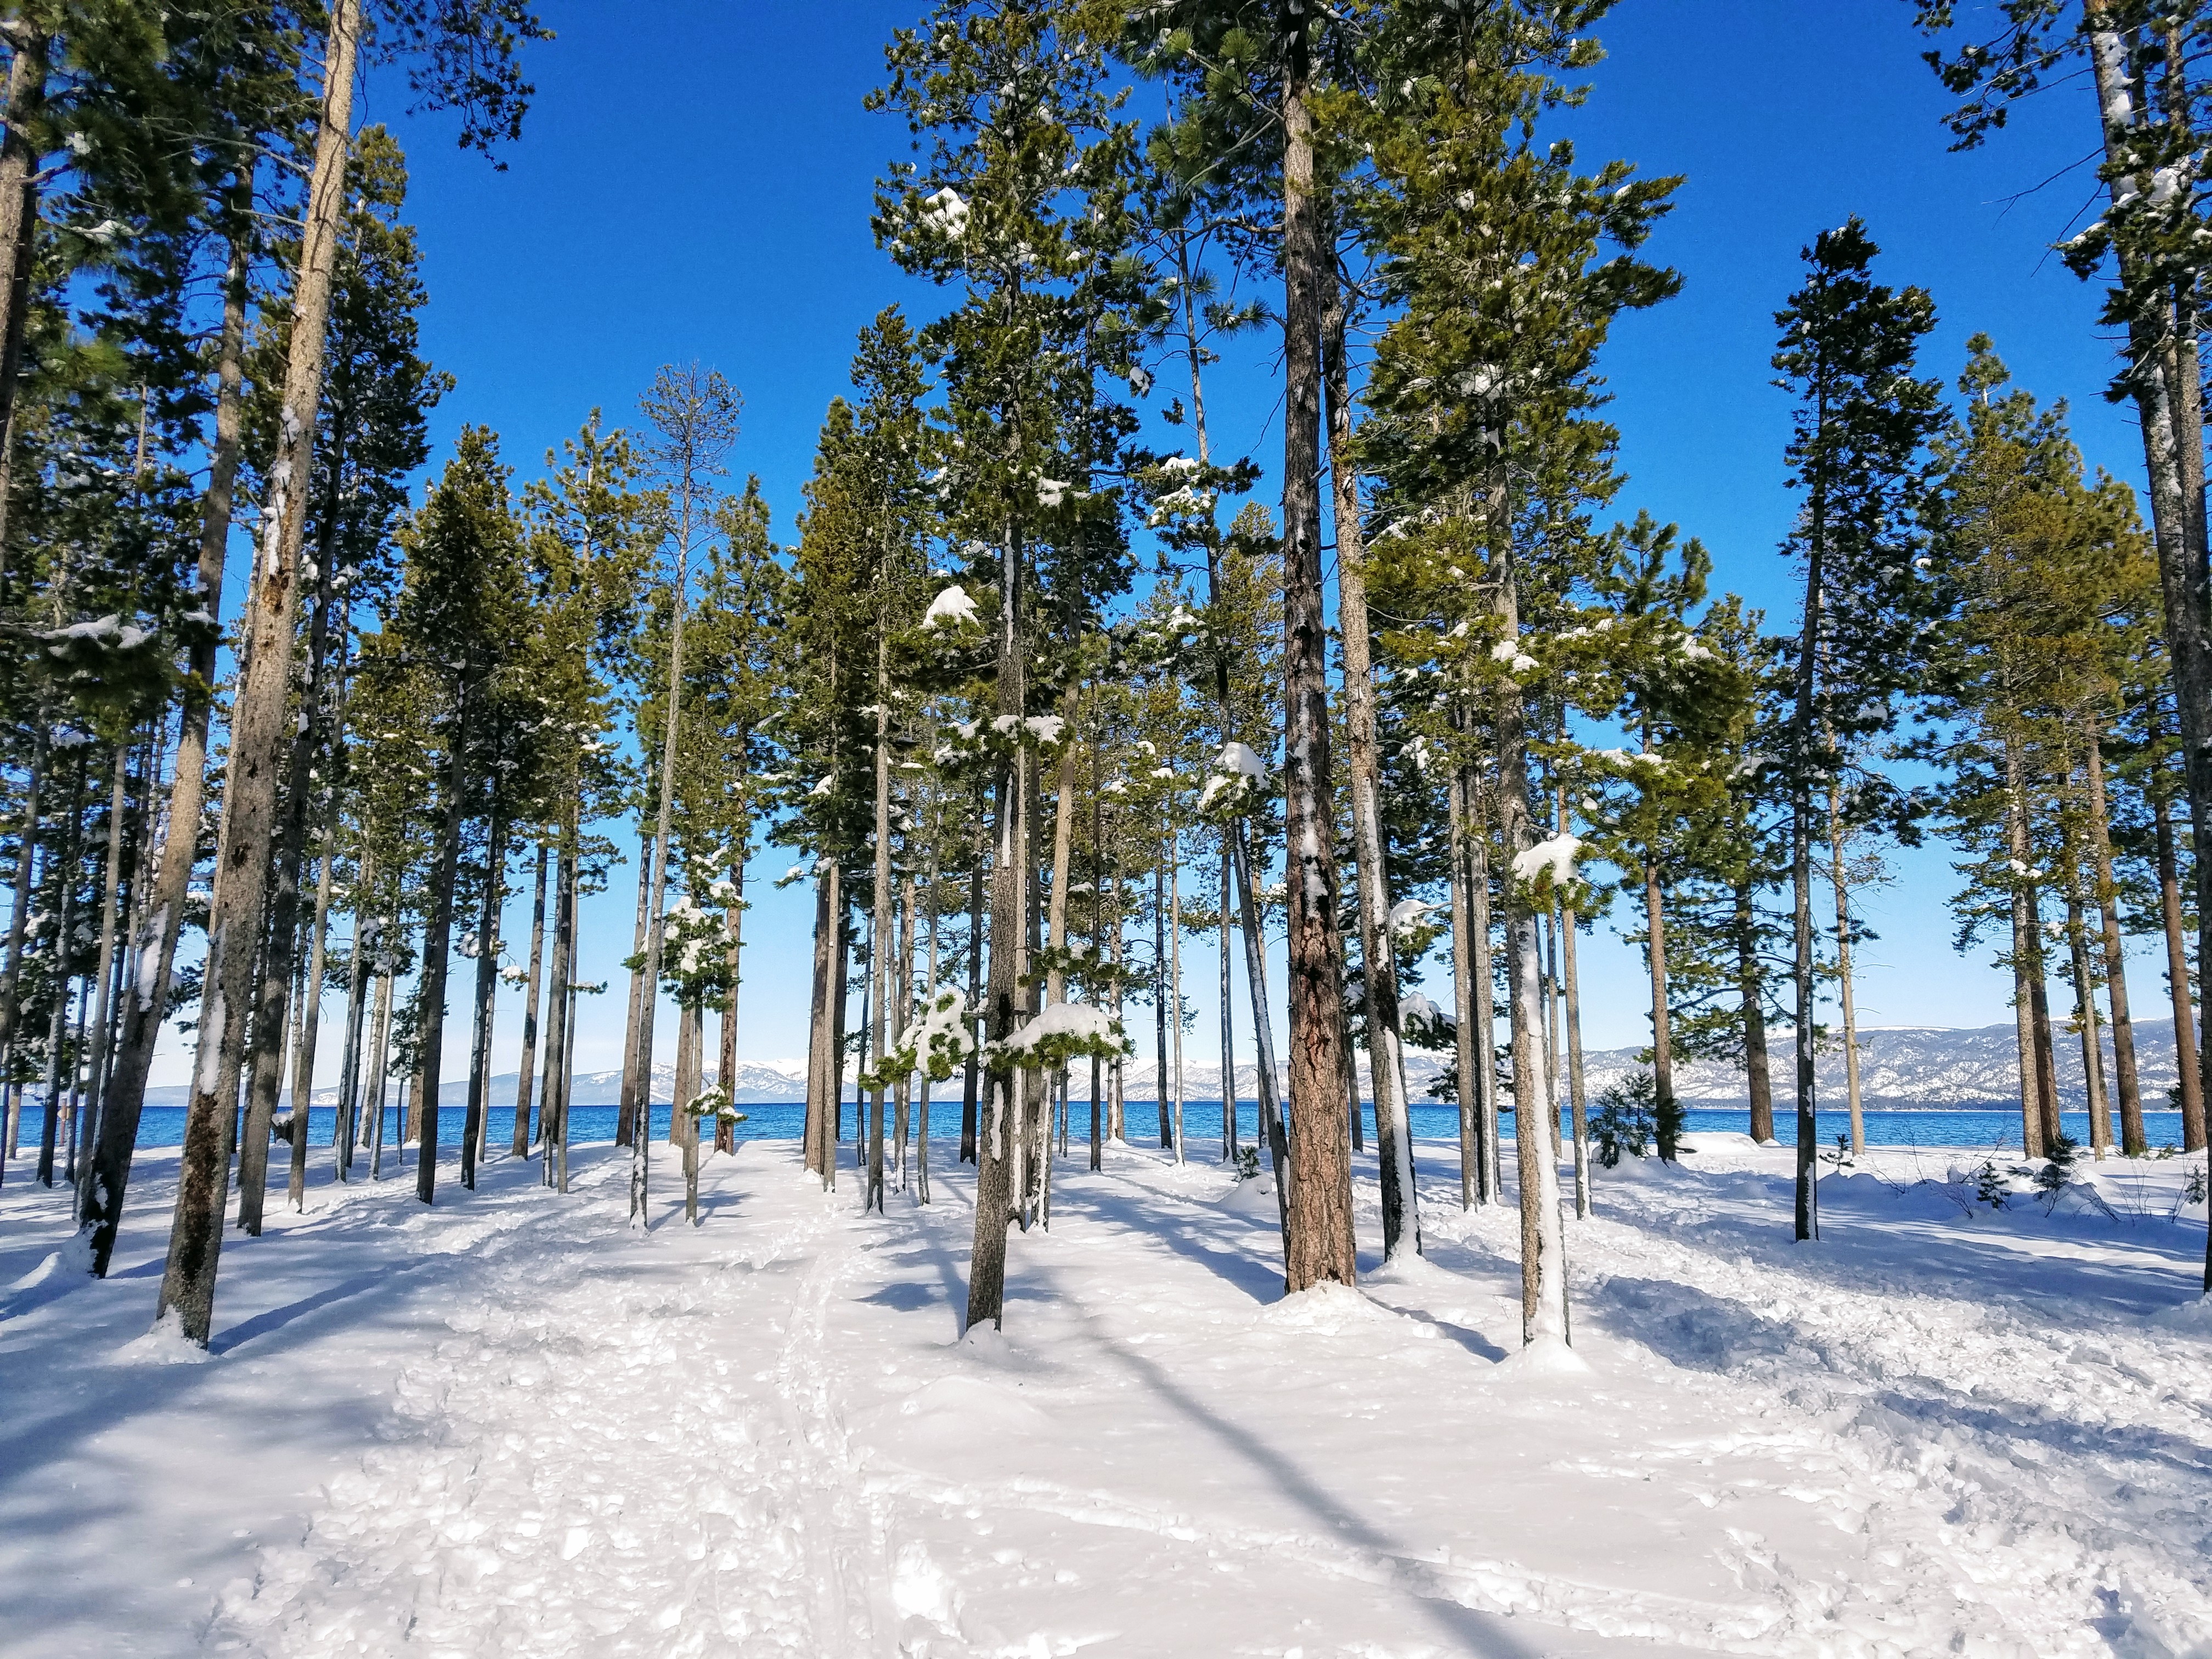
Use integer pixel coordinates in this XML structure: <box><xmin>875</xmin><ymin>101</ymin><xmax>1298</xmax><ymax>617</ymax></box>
<box><xmin>2</xmin><ymin>1133</ymin><xmax>2207</xmax><ymax>1658</ymax></box>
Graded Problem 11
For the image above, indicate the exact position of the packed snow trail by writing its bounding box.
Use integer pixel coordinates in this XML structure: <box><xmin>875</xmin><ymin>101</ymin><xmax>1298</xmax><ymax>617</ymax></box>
<box><xmin>1</xmin><ymin>1133</ymin><xmax>2207</xmax><ymax>1657</ymax></box>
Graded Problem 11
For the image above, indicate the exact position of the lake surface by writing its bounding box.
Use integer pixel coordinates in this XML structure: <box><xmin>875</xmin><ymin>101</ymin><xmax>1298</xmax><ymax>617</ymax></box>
<box><xmin>119</xmin><ymin>1101</ymin><xmax>2191</xmax><ymax>1155</ymax></box>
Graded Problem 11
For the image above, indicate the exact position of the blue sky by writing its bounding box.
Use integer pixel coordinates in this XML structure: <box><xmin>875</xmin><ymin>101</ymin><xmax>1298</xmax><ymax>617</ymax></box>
<box><xmin>155</xmin><ymin>1</ymin><xmax>2168</xmax><ymax>1087</ymax></box>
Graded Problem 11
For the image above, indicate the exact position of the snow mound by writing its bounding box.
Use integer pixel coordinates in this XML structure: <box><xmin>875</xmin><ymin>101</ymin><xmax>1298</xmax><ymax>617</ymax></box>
<box><xmin>1264</xmin><ymin>1280</ymin><xmax>1389</xmax><ymax>1334</ymax></box>
<box><xmin>1503</xmin><ymin>1334</ymin><xmax>1593</xmax><ymax>1376</ymax></box>
<box><xmin>8</xmin><ymin>1229</ymin><xmax>92</xmax><ymax>1291</ymax></box>
<box><xmin>109</xmin><ymin>1310</ymin><xmax>211</xmax><ymax>1367</ymax></box>
<box><xmin>1217</xmin><ymin>1172</ymin><xmax>1278</xmax><ymax>1213</ymax></box>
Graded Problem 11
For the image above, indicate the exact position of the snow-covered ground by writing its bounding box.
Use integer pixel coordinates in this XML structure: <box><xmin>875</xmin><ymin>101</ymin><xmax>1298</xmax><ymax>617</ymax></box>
<box><xmin>2</xmin><ymin>1131</ymin><xmax>2208</xmax><ymax>1658</ymax></box>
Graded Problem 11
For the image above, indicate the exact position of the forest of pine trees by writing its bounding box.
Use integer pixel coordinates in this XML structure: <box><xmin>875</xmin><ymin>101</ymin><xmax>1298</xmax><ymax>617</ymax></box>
<box><xmin>4</xmin><ymin>0</ymin><xmax>2211</xmax><ymax>1367</ymax></box>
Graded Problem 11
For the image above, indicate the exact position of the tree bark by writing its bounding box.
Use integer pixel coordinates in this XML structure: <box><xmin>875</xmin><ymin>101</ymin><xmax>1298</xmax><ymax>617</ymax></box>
<box><xmin>412</xmin><ymin>691</ymin><xmax>469</xmax><ymax>1206</ymax></box>
<box><xmin>1495</xmin><ymin>561</ymin><xmax>1568</xmax><ymax>1344</ymax></box>
<box><xmin>2152</xmin><ymin>782</ymin><xmax>2203</xmax><ymax>1147</ymax></box>
<box><xmin>332</xmin><ymin>855</ymin><xmax>373</xmax><ymax>1180</ymax></box>
<box><xmin>616</xmin><ymin>828</ymin><xmax>651</xmax><ymax>1147</ymax></box>
<box><xmin>2086</xmin><ymin>10</ymin><xmax>2212</xmax><ymax>1175</ymax></box>
<box><xmin>1154</xmin><ymin>833</ymin><xmax>1171</xmax><ymax>1147</ymax></box>
<box><xmin>1470</xmin><ymin>773</ymin><xmax>1501</xmax><ymax>1203</ymax></box>
<box><xmin>1448</xmin><ymin>761</ymin><xmax>1480</xmax><ymax>1209</ymax></box>
<box><xmin>716</xmin><ymin>857</ymin><xmax>743</xmax><ymax>1155</ymax></box>
<box><xmin>1274</xmin><ymin>14</ymin><xmax>1355</xmax><ymax>1292</ymax></box>
<box><xmin>2082</xmin><ymin>726</ymin><xmax>2144</xmax><ymax>1152</ymax></box>
<box><xmin>157</xmin><ymin>1</ymin><xmax>363</xmax><ymax>1342</ymax></box>
<box><xmin>0</xmin><ymin>23</ymin><xmax>49</xmax><ymax>499</ymax></box>
<box><xmin>236</xmin><ymin>684</ymin><xmax>315</xmax><ymax>1236</ymax></box>
<box><xmin>805</xmin><ymin>860</ymin><xmax>838</xmax><ymax>1184</ymax></box>
<box><xmin>1643</xmin><ymin>856</ymin><xmax>1680</xmax><ymax>1161</ymax></box>
<box><xmin>1220</xmin><ymin>849</ymin><xmax>1235</xmax><ymax>1161</ymax></box>
<box><xmin>867</xmin><ymin>642</ymin><xmax>894</xmax><ymax>1214</ymax></box>
<box><xmin>1736</xmin><ymin>872</ymin><xmax>1775</xmax><ymax>1144</ymax></box>
<box><xmin>1325</xmin><ymin>261</ymin><xmax>1414</xmax><ymax>1258</ymax></box>
<box><xmin>70</xmin><ymin>749</ymin><xmax>129</xmax><ymax>1222</ymax></box>
<box><xmin>2029</xmin><ymin>956</ymin><xmax>2063</xmax><ymax>1150</ymax></box>
<box><xmin>1826</xmin><ymin>786</ymin><xmax>1865</xmax><ymax>1158</ymax></box>
<box><xmin>2004</xmin><ymin>735</ymin><xmax>2048</xmax><ymax>1158</ymax></box>
<box><xmin>2065</xmin><ymin>879</ymin><xmax>2113</xmax><ymax>1157</ymax></box>
<box><xmin>968</xmin><ymin>507</ymin><xmax>1028</xmax><ymax>1328</ymax></box>
<box><xmin>0</xmin><ymin>730</ymin><xmax>44</xmax><ymax>1156</ymax></box>
<box><xmin>512</xmin><ymin>842</ymin><xmax>547</xmax><ymax>1156</ymax></box>
<box><xmin>961</xmin><ymin>842</ymin><xmax>981</xmax><ymax>1164</ymax></box>
<box><xmin>460</xmin><ymin>809</ymin><xmax>504</xmax><ymax>1188</ymax></box>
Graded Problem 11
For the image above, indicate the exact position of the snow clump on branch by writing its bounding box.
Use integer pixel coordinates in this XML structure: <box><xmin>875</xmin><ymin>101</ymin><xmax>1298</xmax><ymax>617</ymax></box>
<box><xmin>920</xmin><ymin>585</ymin><xmax>979</xmax><ymax>630</ymax></box>
<box><xmin>1511</xmin><ymin>832</ymin><xmax>1583</xmax><ymax>891</ymax></box>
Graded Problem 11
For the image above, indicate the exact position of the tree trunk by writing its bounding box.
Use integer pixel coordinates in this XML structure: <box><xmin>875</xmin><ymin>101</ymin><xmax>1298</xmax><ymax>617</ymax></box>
<box><xmin>2086</xmin><ymin>10</ymin><xmax>2212</xmax><ymax>1182</ymax></box>
<box><xmin>0</xmin><ymin>23</ymin><xmax>49</xmax><ymax>506</ymax></box>
<box><xmin>236</xmin><ymin>723</ymin><xmax>313</xmax><ymax>1236</ymax></box>
<box><xmin>1449</xmin><ymin>763</ymin><xmax>1480</xmax><ymax>1209</ymax></box>
<box><xmin>1643</xmin><ymin>857</ymin><xmax>1679</xmax><ymax>1161</ymax></box>
<box><xmin>676</xmin><ymin>995</ymin><xmax>701</xmax><ymax>1223</ymax></box>
<box><xmin>1220</xmin><ymin>849</ymin><xmax>1235</xmax><ymax>1162</ymax></box>
<box><xmin>512</xmin><ymin>842</ymin><xmax>547</xmax><ymax>1156</ymax></box>
<box><xmin>412</xmin><ymin>692</ymin><xmax>469</xmax><ymax>1207</ymax></box>
<box><xmin>156</xmin><ymin>1</ymin><xmax>363</xmax><ymax>1342</ymax></box>
<box><xmin>867</xmin><ymin>646</ymin><xmax>893</xmax><ymax>1214</ymax></box>
<box><xmin>70</xmin><ymin>749</ymin><xmax>128</xmax><ymax>1223</ymax></box>
<box><xmin>2003</xmin><ymin>736</ymin><xmax>2049</xmax><ymax>1158</ymax></box>
<box><xmin>2066</xmin><ymin>880</ymin><xmax>2113</xmax><ymax>1156</ymax></box>
<box><xmin>617</xmin><ymin>830</ymin><xmax>652</xmax><ymax>1148</ymax></box>
<box><xmin>895</xmin><ymin>871</ymin><xmax>915</xmax><ymax>1189</ymax></box>
<box><xmin>1470</xmin><ymin>774</ymin><xmax>1501</xmax><ymax>1203</ymax></box>
<box><xmin>716</xmin><ymin>857</ymin><xmax>743</xmax><ymax>1155</ymax></box>
<box><xmin>805</xmin><ymin>860</ymin><xmax>838</xmax><ymax>1185</ymax></box>
<box><xmin>332</xmin><ymin>855</ymin><xmax>374</xmax><ymax>1181</ymax></box>
<box><xmin>1824</xmin><ymin>781</ymin><xmax>1865</xmax><ymax>1157</ymax></box>
<box><xmin>364</xmin><ymin>963</ymin><xmax>392</xmax><ymax>1180</ymax></box>
<box><xmin>284</xmin><ymin>839</ymin><xmax>335</xmax><ymax>1208</ymax></box>
<box><xmin>1168</xmin><ymin>824</ymin><xmax>1185</xmax><ymax>1162</ymax></box>
<box><xmin>2152</xmin><ymin>783</ymin><xmax>2204</xmax><ymax>1147</ymax></box>
<box><xmin>0</xmin><ymin>730</ymin><xmax>44</xmax><ymax>1166</ymax></box>
<box><xmin>961</xmin><ymin>844</ymin><xmax>981</xmax><ymax>1165</ymax></box>
<box><xmin>1233</xmin><ymin>825</ymin><xmax>1289</xmax><ymax>1242</ymax></box>
<box><xmin>460</xmin><ymin>809</ymin><xmax>504</xmax><ymax>1188</ymax></box>
<box><xmin>2029</xmin><ymin>957</ymin><xmax>2063</xmax><ymax>1150</ymax></box>
<box><xmin>2082</xmin><ymin>726</ymin><xmax>2145</xmax><ymax>1152</ymax></box>
<box><xmin>1494</xmin><ymin>563</ymin><xmax>1568</xmax><ymax>1344</ymax></box>
<box><xmin>1735</xmin><ymin>872</ymin><xmax>1775</xmax><ymax>1144</ymax></box>
<box><xmin>1275</xmin><ymin>19</ymin><xmax>1355</xmax><ymax>1293</ymax></box>
<box><xmin>34</xmin><ymin>766</ymin><xmax>81</xmax><ymax>1185</ymax></box>
<box><xmin>548</xmin><ymin>819</ymin><xmax>578</xmax><ymax>1191</ymax></box>
<box><xmin>968</xmin><ymin>501</ymin><xmax>1030</xmax><ymax>1329</ymax></box>
<box><xmin>1325</xmin><ymin>261</ymin><xmax>1414</xmax><ymax>1259</ymax></box>
<box><xmin>89</xmin><ymin>192</ymin><xmax>247</xmax><ymax>1269</ymax></box>
<box><xmin>1154</xmin><ymin>834</ymin><xmax>1171</xmax><ymax>1147</ymax></box>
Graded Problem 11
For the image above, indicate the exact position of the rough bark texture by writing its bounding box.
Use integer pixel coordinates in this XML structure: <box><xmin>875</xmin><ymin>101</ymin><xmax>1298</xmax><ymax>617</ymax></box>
<box><xmin>1737</xmin><ymin>876</ymin><xmax>1775</xmax><ymax>1145</ymax></box>
<box><xmin>1449</xmin><ymin>764</ymin><xmax>1480</xmax><ymax>1209</ymax></box>
<box><xmin>616</xmin><ymin>839</ymin><xmax>652</xmax><ymax>1148</ymax></box>
<box><xmin>1469</xmin><ymin>777</ymin><xmax>1500</xmax><ymax>1202</ymax></box>
<box><xmin>0</xmin><ymin>25</ymin><xmax>48</xmax><ymax>478</ymax></box>
<box><xmin>1827</xmin><ymin>794</ymin><xmax>1866</xmax><ymax>1158</ymax></box>
<box><xmin>2005</xmin><ymin>736</ymin><xmax>2048</xmax><ymax>1159</ymax></box>
<box><xmin>967</xmin><ymin>517</ymin><xmax>1026</xmax><ymax>1329</ymax></box>
<box><xmin>155</xmin><ymin>5</ymin><xmax>361</xmax><ymax>1343</ymax></box>
<box><xmin>805</xmin><ymin>862</ymin><xmax>838</xmax><ymax>1184</ymax></box>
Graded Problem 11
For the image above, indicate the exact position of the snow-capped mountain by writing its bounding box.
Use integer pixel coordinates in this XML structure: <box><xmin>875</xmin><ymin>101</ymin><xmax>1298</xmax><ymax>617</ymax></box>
<box><xmin>151</xmin><ymin>1020</ymin><xmax>2177</xmax><ymax>1111</ymax></box>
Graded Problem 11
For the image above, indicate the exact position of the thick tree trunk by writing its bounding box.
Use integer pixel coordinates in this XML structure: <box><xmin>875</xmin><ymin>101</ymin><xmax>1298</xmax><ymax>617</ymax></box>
<box><xmin>460</xmin><ymin>811</ymin><xmax>504</xmax><ymax>1188</ymax></box>
<box><xmin>2029</xmin><ymin>959</ymin><xmax>2063</xmax><ymax>1150</ymax></box>
<box><xmin>2152</xmin><ymin>785</ymin><xmax>2204</xmax><ymax>1147</ymax></box>
<box><xmin>2082</xmin><ymin>728</ymin><xmax>2145</xmax><ymax>1152</ymax></box>
<box><xmin>1276</xmin><ymin>21</ymin><xmax>1355</xmax><ymax>1293</ymax></box>
<box><xmin>512</xmin><ymin>842</ymin><xmax>547</xmax><ymax>1156</ymax></box>
<box><xmin>156</xmin><ymin>2</ymin><xmax>363</xmax><ymax>1342</ymax></box>
<box><xmin>0</xmin><ymin>24</ymin><xmax>48</xmax><ymax>496</ymax></box>
<box><xmin>967</xmin><ymin>514</ymin><xmax>1027</xmax><ymax>1328</ymax></box>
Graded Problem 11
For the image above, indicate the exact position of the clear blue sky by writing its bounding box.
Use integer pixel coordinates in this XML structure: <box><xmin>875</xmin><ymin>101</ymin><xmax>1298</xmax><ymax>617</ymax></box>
<box><xmin>155</xmin><ymin>1</ymin><xmax>2168</xmax><ymax>1089</ymax></box>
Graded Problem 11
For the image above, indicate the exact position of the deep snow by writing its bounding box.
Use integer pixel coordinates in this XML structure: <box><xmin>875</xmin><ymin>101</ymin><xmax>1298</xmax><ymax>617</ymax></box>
<box><xmin>1</xmin><ymin>1131</ymin><xmax>2207</xmax><ymax>1657</ymax></box>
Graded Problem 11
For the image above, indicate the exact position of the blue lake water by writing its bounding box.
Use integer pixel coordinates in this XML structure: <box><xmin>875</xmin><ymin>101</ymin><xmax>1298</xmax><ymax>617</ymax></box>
<box><xmin>122</xmin><ymin>1101</ymin><xmax>2190</xmax><ymax>1155</ymax></box>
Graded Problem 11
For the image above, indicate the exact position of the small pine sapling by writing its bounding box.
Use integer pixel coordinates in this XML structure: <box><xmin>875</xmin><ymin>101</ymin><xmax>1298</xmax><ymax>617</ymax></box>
<box><xmin>2035</xmin><ymin>1131</ymin><xmax>2081</xmax><ymax>1195</ymax></box>
<box><xmin>1592</xmin><ymin>1070</ymin><xmax>1657</xmax><ymax>1168</ymax></box>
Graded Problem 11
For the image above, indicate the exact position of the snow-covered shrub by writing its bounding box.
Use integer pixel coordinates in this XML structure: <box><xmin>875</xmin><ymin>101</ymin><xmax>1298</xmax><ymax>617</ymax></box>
<box><xmin>1234</xmin><ymin>1146</ymin><xmax>1260</xmax><ymax>1182</ymax></box>
<box><xmin>1592</xmin><ymin>1071</ymin><xmax>1656</xmax><ymax>1167</ymax></box>
<box><xmin>1970</xmin><ymin>1159</ymin><xmax>2010</xmax><ymax>1210</ymax></box>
